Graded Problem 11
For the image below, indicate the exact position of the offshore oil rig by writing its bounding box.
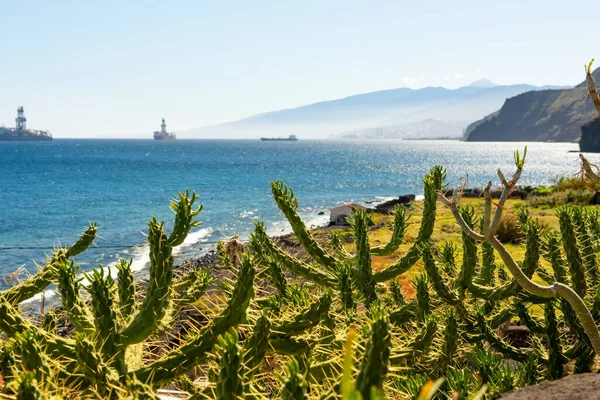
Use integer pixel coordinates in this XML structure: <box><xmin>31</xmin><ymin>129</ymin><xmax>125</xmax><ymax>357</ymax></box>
<box><xmin>0</xmin><ymin>107</ymin><xmax>52</xmax><ymax>141</ymax></box>
<box><xmin>153</xmin><ymin>118</ymin><xmax>176</xmax><ymax>140</ymax></box>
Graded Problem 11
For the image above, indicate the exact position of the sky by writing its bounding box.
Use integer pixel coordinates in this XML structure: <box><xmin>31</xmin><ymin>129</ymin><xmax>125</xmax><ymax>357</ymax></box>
<box><xmin>1</xmin><ymin>0</ymin><xmax>599</xmax><ymax>138</ymax></box>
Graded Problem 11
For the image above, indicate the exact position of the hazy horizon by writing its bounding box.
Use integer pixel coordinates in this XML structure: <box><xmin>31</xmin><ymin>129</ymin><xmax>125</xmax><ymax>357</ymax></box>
<box><xmin>1</xmin><ymin>0</ymin><xmax>598</xmax><ymax>138</ymax></box>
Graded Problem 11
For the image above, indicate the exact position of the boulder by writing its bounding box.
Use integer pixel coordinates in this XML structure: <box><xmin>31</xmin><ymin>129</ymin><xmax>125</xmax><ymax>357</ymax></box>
<box><xmin>579</xmin><ymin>116</ymin><xmax>600</xmax><ymax>153</ymax></box>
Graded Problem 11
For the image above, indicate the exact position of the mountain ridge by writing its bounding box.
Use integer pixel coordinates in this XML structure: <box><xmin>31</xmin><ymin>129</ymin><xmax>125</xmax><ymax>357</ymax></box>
<box><xmin>464</xmin><ymin>67</ymin><xmax>600</xmax><ymax>142</ymax></box>
<box><xmin>181</xmin><ymin>82</ymin><xmax>567</xmax><ymax>139</ymax></box>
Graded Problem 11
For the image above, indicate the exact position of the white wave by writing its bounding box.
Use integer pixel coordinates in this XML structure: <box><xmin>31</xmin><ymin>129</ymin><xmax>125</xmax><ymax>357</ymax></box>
<box><xmin>173</xmin><ymin>227</ymin><xmax>213</xmax><ymax>255</ymax></box>
<box><xmin>239</xmin><ymin>209</ymin><xmax>257</xmax><ymax>218</ymax></box>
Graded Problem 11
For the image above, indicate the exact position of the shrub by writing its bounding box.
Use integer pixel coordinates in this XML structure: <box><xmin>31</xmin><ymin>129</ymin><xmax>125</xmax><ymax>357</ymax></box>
<box><xmin>495</xmin><ymin>213</ymin><xmax>524</xmax><ymax>244</ymax></box>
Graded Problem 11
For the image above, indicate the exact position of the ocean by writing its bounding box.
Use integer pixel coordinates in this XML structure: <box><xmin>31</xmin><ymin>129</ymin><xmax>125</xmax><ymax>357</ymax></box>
<box><xmin>0</xmin><ymin>139</ymin><xmax>585</xmax><ymax>284</ymax></box>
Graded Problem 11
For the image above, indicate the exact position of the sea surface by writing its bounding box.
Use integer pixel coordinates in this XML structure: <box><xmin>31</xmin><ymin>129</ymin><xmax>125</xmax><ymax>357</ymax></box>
<box><xmin>0</xmin><ymin>139</ymin><xmax>586</xmax><ymax>285</ymax></box>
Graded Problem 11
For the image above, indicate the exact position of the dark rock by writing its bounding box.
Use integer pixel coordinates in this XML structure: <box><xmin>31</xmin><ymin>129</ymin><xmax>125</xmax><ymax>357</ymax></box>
<box><xmin>374</xmin><ymin>195</ymin><xmax>415</xmax><ymax>212</ymax></box>
<box><xmin>579</xmin><ymin>116</ymin><xmax>600</xmax><ymax>153</ymax></box>
<box><xmin>318</xmin><ymin>211</ymin><xmax>325</xmax><ymax>215</ymax></box>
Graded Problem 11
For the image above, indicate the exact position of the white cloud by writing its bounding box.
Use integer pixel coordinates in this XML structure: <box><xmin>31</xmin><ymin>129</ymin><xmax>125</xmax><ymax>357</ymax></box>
<box><xmin>443</xmin><ymin>76</ymin><xmax>450</xmax><ymax>81</ymax></box>
<box><xmin>454</xmin><ymin>72</ymin><xmax>465</xmax><ymax>79</ymax></box>
<box><xmin>403</xmin><ymin>76</ymin><xmax>416</xmax><ymax>86</ymax></box>
<box><xmin>475</xmin><ymin>68</ymin><xmax>483</xmax><ymax>75</ymax></box>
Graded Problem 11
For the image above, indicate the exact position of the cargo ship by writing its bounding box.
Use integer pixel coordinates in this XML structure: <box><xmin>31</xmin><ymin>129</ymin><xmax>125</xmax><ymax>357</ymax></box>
<box><xmin>154</xmin><ymin>118</ymin><xmax>176</xmax><ymax>140</ymax></box>
<box><xmin>260</xmin><ymin>134</ymin><xmax>298</xmax><ymax>141</ymax></box>
<box><xmin>0</xmin><ymin>107</ymin><xmax>52</xmax><ymax>141</ymax></box>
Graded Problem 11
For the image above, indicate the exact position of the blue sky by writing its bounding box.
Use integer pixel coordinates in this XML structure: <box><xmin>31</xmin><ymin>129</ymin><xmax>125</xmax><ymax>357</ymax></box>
<box><xmin>1</xmin><ymin>0</ymin><xmax>598</xmax><ymax>138</ymax></box>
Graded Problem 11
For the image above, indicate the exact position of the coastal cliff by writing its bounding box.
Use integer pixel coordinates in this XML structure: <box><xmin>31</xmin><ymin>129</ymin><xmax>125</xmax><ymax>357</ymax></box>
<box><xmin>465</xmin><ymin>68</ymin><xmax>600</xmax><ymax>142</ymax></box>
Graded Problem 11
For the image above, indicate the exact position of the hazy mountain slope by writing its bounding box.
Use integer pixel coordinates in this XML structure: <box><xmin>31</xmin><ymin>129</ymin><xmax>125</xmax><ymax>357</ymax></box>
<box><xmin>181</xmin><ymin>82</ymin><xmax>563</xmax><ymax>139</ymax></box>
<box><xmin>465</xmin><ymin>68</ymin><xmax>600</xmax><ymax>142</ymax></box>
<box><xmin>333</xmin><ymin>119</ymin><xmax>468</xmax><ymax>139</ymax></box>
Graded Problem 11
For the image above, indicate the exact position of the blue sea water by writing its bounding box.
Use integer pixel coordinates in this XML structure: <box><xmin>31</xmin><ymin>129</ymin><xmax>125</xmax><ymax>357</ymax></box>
<box><xmin>0</xmin><ymin>139</ymin><xmax>585</xmax><ymax>281</ymax></box>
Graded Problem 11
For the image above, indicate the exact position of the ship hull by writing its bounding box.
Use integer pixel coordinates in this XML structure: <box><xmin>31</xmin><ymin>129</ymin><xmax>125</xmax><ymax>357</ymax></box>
<box><xmin>154</xmin><ymin>137</ymin><xmax>176</xmax><ymax>140</ymax></box>
<box><xmin>260</xmin><ymin>138</ymin><xmax>298</xmax><ymax>141</ymax></box>
<box><xmin>0</xmin><ymin>133</ymin><xmax>52</xmax><ymax>141</ymax></box>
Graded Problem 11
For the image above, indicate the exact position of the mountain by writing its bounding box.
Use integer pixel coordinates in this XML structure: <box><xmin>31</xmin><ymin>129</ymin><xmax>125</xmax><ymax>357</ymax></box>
<box><xmin>468</xmin><ymin>79</ymin><xmax>498</xmax><ymax>88</ymax></box>
<box><xmin>464</xmin><ymin>68</ymin><xmax>600</xmax><ymax>142</ymax></box>
<box><xmin>181</xmin><ymin>82</ymin><xmax>564</xmax><ymax>139</ymax></box>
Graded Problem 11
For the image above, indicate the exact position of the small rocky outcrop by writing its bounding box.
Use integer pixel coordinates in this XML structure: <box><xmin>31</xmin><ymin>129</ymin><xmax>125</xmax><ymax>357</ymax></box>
<box><xmin>374</xmin><ymin>195</ymin><xmax>415</xmax><ymax>212</ymax></box>
<box><xmin>579</xmin><ymin>116</ymin><xmax>600</xmax><ymax>153</ymax></box>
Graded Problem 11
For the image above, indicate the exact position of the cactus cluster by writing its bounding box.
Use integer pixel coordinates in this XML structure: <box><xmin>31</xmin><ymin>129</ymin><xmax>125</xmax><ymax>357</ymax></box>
<box><xmin>2</xmin><ymin>152</ymin><xmax>600</xmax><ymax>398</ymax></box>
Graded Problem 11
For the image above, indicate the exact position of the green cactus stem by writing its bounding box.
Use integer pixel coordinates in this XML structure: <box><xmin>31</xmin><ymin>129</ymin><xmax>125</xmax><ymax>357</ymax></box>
<box><xmin>85</xmin><ymin>267</ymin><xmax>123</xmax><ymax>372</ymax></box>
<box><xmin>172</xmin><ymin>267</ymin><xmax>212</xmax><ymax>310</ymax></box>
<box><xmin>40</xmin><ymin>310</ymin><xmax>57</xmax><ymax>336</ymax></box>
<box><xmin>572</xmin><ymin>207</ymin><xmax>598</xmax><ymax>286</ymax></box>
<box><xmin>475</xmin><ymin>312</ymin><xmax>529</xmax><ymax>362</ymax></box>
<box><xmin>16</xmin><ymin>372</ymin><xmax>43</xmax><ymax>400</ymax></box>
<box><xmin>14</xmin><ymin>331</ymin><xmax>50</xmax><ymax>382</ymax></box>
<box><xmin>355</xmin><ymin>312</ymin><xmax>391</xmax><ymax>400</ymax></box>
<box><xmin>0</xmin><ymin>293</ymin><xmax>76</xmax><ymax>357</ymax></box>
<box><xmin>421</xmin><ymin>244</ymin><xmax>459</xmax><ymax>305</ymax></box>
<box><xmin>415</xmin><ymin>275</ymin><xmax>431</xmax><ymax>325</ymax></box>
<box><xmin>75</xmin><ymin>333</ymin><xmax>118</xmax><ymax>395</ymax></box>
<box><xmin>266</xmin><ymin>258</ymin><xmax>288</xmax><ymax>298</ymax></box>
<box><xmin>216</xmin><ymin>330</ymin><xmax>243</xmax><ymax>400</ymax></box>
<box><xmin>433</xmin><ymin>309</ymin><xmax>459</xmax><ymax>374</ymax></box>
<box><xmin>352</xmin><ymin>210</ymin><xmax>377</xmax><ymax>306</ymax></box>
<box><xmin>389</xmin><ymin>280</ymin><xmax>406</xmax><ymax>306</ymax></box>
<box><xmin>66</xmin><ymin>223</ymin><xmax>97</xmax><ymax>258</ymax></box>
<box><xmin>55</xmin><ymin>259</ymin><xmax>94</xmax><ymax>334</ymax></box>
<box><xmin>271</xmin><ymin>293</ymin><xmax>332</xmax><ymax>338</ymax></box>
<box><xmin>132</xmin><ymin>254</ymin><xmax>255</xmax><ymax>387</ymax></box>
<box><xmin>336</xmin><ymin>261</ymin><xmax>356</xmax><ymax>313</ymax></box>
<box><xmin>242</xmin><ymin>315</ymin><xmax>271</xmax><ymax>380</ymax></box>
<box><xmin>370</xmin><ymin>205</ymin><xmax>407</xmax><ymax>256</ymax></box>
<box><xmin>372</xmin><ymin>166</ymin><xmax>444</xmax><ymax>282</ymax></box>
<box><xmin>121</xmin><ymin>218</ymin><xmax>173</xmax><ymax>345</ymax></box>
<box><xmin>269</xmin><ymin>338</ymin><xmax>312</xmax><ymax>356</ymax></box>
<box><xmin>271</xmin><ymin>181</ymin><xmax>337</xmax><ymax>271</ymax></box>
<box><xmin>3</xmin><ymin>251</ymin><xmax>65</xmax><ymax>307</ymax></box>
<box><xmin>250</xmin><ymin>222</ymin><xmax>336</xmax><ymax>287</ymax></box>
<box><xmin>514</xmin><ymin>302</ymin><xmax>545</xmax><ymax>334</ymax></box>
<box><xmin>167</xmin><ymin>189</ymin><xmax>202</xmax><ymax>247</ymax></box>
<box><xmin>557</xmin><ymin>206</ymin><xmax>587</xmax><ymax>297</ymax></box>
<box><xmin>279</xmin><ymin>359</ymin><xmax>308</xmax><ymax>400</ymax></box>
<box><xmin>389</xmin><ymin>301</ymin><xmax>417</xmax><ymax>327</ymax></box>
<box><xmin>116</xmin><ymin>258</ymin><xmax>136</xmax><ymax>317</ymax></box>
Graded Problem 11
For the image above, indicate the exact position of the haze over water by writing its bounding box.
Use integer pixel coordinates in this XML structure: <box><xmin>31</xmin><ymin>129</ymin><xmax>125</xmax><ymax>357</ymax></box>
<box><xmin>0</xmin><ymin>139</ymin><xmax>584</xmax><ymax>279</ymax></box>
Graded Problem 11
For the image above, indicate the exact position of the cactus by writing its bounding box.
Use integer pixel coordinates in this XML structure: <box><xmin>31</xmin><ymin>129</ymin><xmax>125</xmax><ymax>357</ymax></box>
<box><xmin>439</xmin><ymin>148</ymin><xmax>600</xmax><ymax>354</ymax></box>
<box><xmin>351</xmin><ymin>210</ymin><xmax>377</xmax><ymax>306</ymax></box>
<box><xmin>355</xmin><ymin>311</ymin><xmax>391</xmax><ymax>400</ymax></box>
<box><xmin>279</xmin><ymin>359</ymin><xmax>309</xmax><ymax>400</ymax></box>
<box><xmin>215</xmin><ymin>330</ymin><xmax>243</xmax><ymax>400</ymax></box>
